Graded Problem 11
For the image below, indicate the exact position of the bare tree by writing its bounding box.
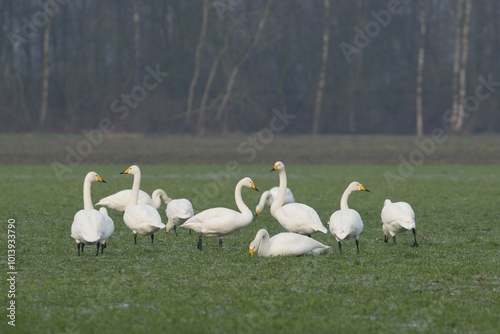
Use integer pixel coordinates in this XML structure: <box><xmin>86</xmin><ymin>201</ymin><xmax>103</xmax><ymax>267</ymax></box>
<box><xmin>312</xmin><ymin>0</ymin><xmax>331</xmax><ymax>134</ymax></box>
<box><xmin>416</xmin><ymin>0</ymin><xmax>426</xmax><ymax>137</ymax></box>
<box><xmin>39</xmin><ymin>17</ymin><xmax>52</xmax><ymax>130</ymax></box>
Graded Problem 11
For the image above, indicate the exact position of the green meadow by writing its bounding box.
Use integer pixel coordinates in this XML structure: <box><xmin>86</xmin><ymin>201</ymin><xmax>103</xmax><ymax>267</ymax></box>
<box><xmin>0</xmin><ymin>135</ymin><xmax>499</xmax><ymax>333</ymax></box>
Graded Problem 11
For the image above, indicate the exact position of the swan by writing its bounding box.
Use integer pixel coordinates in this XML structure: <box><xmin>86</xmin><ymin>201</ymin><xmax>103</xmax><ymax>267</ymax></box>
<box><xmin>249</xmin><ymin>229</ymin><xmax>330</xmax><ymax>257</ymax></box>
<box><xmin>96</xmin><ymin>188</ymin><xmax>171</xmax><ymax>211</ymax></box>
<box><xmin>270</xmin><ymin>161</ymin><xmax>327</xmax><ymax>236</ymax></box>
<box><xmin>98</xmin><ymin>207</ymin><xmax>115</xmax><ymax>254</ymax></box>
<box><xmin>70</xmin><ymin>172</ymin><xmax>111</xmax><ymax>256</ymax></box>
<box><xmin>180</xmin><ymin>177</ymin><xmax>258</xmax><ymax>250</ymax></box>
<box><xmin>120</xmin><ymin>165</ymin><xmax>166</xmax><ymax>244</ymax></box>
<box><xmin>381</xmin><ymin>199</ymin><xmax>419</xmax><ymax>247</ymax></box>
<box><xmin>255</xmin><ymin>186</ymin><xmax>295</xmax><ymax>216</ymax></box>
<box><xmin>165</xmin><ymin>198</ymin><xmax>195</xmax><ymax>236</ymax></box>
<box><xmin>328</xmin><ymin>181</ymin><xmax>370</xmax><ymax>254</ymax></box>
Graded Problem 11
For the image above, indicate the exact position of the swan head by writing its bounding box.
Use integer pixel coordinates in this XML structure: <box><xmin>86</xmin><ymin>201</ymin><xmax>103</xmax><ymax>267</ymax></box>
<box><xmin>241</xmin><ymin>177</ymin><xmax>259</xmax><ymax>192</ymax></box>
<box><xmin>120</xmin><ymin>165</ymin><xmax>140</xmax><ymax>175</ymax></box>
<box><xmin>86</xmin><ymin>171</ymin><xmax>106</xmax><ymax>184</ymax></box>
<box><xmin>349</xmin><ymin>181</ymin><xmax>370</xmax><ymax>192</ymax></box>
<box><xmin>271</xmin><ymin>161</ymin><xmax>285</xmax><ymax>172</ymax></box>
<box><xmin>249</xmin><ymin>229</ymin><xmax>269</xmax><ymax>256</ymax></box>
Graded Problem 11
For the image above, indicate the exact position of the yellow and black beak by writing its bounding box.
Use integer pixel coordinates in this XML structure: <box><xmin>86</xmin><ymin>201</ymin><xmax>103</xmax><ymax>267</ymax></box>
<box><xmin>359</xmin><ymin>184</ymin><xmax>370</xmax><ymax>192</ymax></box>
<box><xmin>249</xmin><ymin>248</ymin><xmax>255</xmax><ymax>256</ymax></box>
<box><xmin>255</xmin><ymin>209</ymin><xmax>261</xmax><ymax>216</ymax></box>
<box><xmin>251</xmin><ymin>182</ymin><xmax>259</xmax><ymax>192</ymax></box>
<box><xmin>270</xmin><ymin>164</ymin><xmax>278</xmax><ymax>172</ymax></box>
<box><xmin>120</xmin><ymin>167</ymin><xmax>131</xmax><ymax>175</ymax></box>
<box><xmin>97</xmin><ymin>175</ymin><xmax>106</xmax><ymax>183</ymax></box>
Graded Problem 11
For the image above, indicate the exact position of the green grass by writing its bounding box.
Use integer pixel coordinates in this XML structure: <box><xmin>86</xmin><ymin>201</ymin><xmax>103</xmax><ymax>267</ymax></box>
<box><xmin>1</xmin><ymin>163</ymin><xmax>499</xmax><ymax>333</ymax></box>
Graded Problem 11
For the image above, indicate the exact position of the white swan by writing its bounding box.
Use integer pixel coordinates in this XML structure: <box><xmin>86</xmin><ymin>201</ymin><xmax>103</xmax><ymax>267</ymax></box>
<box><xmin>381</xmin><ymin>199</ymin><xmax>418</xmax><ymax>247</ymax></box>
<box><xmin>180</xmin><ymin>177</ymin><xmax>258</xmax><ymax>250</ymax></box>
<box><xmin>98</xmin><ymin>207</ymin><xmax>115</xmax><ymax>253</ymax></box>
<box><xmin>270</xmin><ymin>161</ymin><xmax>327</xmax><ymax>236</ymax></box>
<box><xmin>120</xmin><ymin>165</ymin><xmax>166</xmax><ymax>244</ymax></box>
<box><xmin>165</xmin><ymin>198</ymin><xmax>195</xmax><ymax>236</ymax></box>
<box><xmin>255</xmin><ymin>186</ymin><xmax>295</xmax><ymax>216</ymax></box>
<box><xmin>328</xmin><ymin>181</ymin><xmax>370</xmax><ymax>254</ymax></box>
<box><xmin>249</xmin><ymin>229</ymin><xmax>330</xmax><ymax>257</ymax></box>
<box><xmin>96</xmin><ymin>188</ymin><xmax>171</xmax><ymax>211</ymax></box>
<box><xmin>70</xmin><ymin>172</ymin><xmax>111</xmax><ymax>256</ymax></box>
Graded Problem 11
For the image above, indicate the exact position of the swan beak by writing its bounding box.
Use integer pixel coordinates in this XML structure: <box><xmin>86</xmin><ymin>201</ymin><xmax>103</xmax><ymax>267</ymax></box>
<box><xmin>97</xmin><ymin>175</ymin><xmax>107</xmax><ymax>183</ymax></box>
<box><xmin>270</xmin><ymin>165</ymin><xmax>278</xmax><ymax>171</ymax></box>
<box><xmin>120</xmin><ymin>167</ymin><xmax>131</xmax><ymax>175</ymax></box>
<box><xmin>255</xmin><ymin>209</ymin><xmax>261</xmax><ymax>216</ymax></box>
<box><xmin>251</xmin><ymin>183</ymin><xmax>259</xmax><ymax>192</ymax></box>
<box><xmin>249</xmin><ymin>248</ymin><xmax>255</xmax><ymax>256</ymax></box>
<box><xmin>359</xmin><ymin>184</ymin><xmax>370</xmax><ymax>192</ymax></box>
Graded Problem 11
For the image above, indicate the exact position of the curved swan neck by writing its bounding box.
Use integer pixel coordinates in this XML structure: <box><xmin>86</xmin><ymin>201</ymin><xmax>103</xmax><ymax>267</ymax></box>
<box><xmin>257</xmin><ymin>191</ymin><xmax>271</xmax><ymax>209</ymax></box>
<box><xmin>235</xmin><ymin>180</ymin><xmax>251</xmax><ymax>216</ymax></box>
<box><xmin>257</xmin><ymin>230</ymin><xmax>271</xmax><ymax>256</ymax></box>
<box><xmin>340</xmin><ymin>187</ymin><xmax>353</xmax><ymax>210</ymax></box>
<box><xmin>271</xmin><ymin>170</ymin><xmax>287</xmax><ymax>214</ymax></box>
<box><xmin>130</xmin><ymin>171</ymin><xmax>141</xmax><ymax>205</ymax></box>
<box><xmin>83</xmin><ymin>175</ymin><xmax>94</xmax><ymax>210</ymax></box>
<box><xmin>152</xmin><ymin>189</ymin><xmax>172</xmax><ymax>207</ymax></box>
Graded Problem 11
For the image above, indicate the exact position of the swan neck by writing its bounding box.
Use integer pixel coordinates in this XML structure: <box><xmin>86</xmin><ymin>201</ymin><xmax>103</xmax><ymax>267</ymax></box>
<box><xmin>258</xmin><ymin>231</ymin><xmax>271</xmax><ymax>257</ymax></box>
<box><xmin>83</xmin><ymin>176</ymin><xmax>94</xmax><ymax>210</ymax></box>
<box><xmin>153</xmin><ymin>190</ymin><xmax>172</xmax><ymax>207</ymax></box>
<box><xmin>235</xmin><ymin>180</ymin><xmax>251</xmax><ymax>216</ymax></box>
<box><xmin>271</xmin><ymin>170</ymin><xmax>287</xmax><ymax>214</ymax></box>
<box><xmin>130</xmin><ymin>171</ymin><xmax>141</xmax><ymax>205</ymax></box>
<box><xmin>340</xmin><ymin>188</ymin><xmax>352</xmax><ymax>210</ymax></box>
<box><xmin>257</xmin><ymin>191</ymin><xmax>270</xmax><ymax>209</ymax></box>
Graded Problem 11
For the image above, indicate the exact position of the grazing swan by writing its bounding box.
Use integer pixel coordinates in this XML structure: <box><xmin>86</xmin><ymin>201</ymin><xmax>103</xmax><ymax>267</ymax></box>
<box><xmin>70</xmin><ymin>172</ymin><xmax>111</xmax><ymax>256</ymax></box>
<box><xmin>180</xmin><ymin>177</ymin><xmax>258</xmax><ymax>250</ymax></box>
<box><xmin>165</xmin><ymin>198</ymin><xmax>195</xmax><ymax>236</ymax></box>
<box><xmin>381</xmin><ymin>199</ymin><xmax>419</xmax><ymax>247</ymax></box>
<box><xmin>328</xmin><ymin>181</ymin><xmax>370</xmax><ymax>254</ymax></box>
<box><xmin>96</xmin><ymin>188</ymin><xmax>171</xmax><ymax>211</ymax></box>
<box><xmin>249</xmin><ymin>229</ymin><xmax>330</xmax><ymax>257</ymax></box>
<box><xmin>120</xmin><ymin>165</ymin><xmax>165</xmax><ymax>244</ymax></box>
<box><xmin>98</xmin><ymin>207</ymin><xmax>115</xmax><ymax>254</ymax></box>
<box><xmin>270</xmin><ymin>161</ymin><xmax>327</xmax><ymax>236</ymax></box>
<box><xmin>255</xmin><ymin>186</ymin><xmax>295</xmax><ymax>216</ymax></box>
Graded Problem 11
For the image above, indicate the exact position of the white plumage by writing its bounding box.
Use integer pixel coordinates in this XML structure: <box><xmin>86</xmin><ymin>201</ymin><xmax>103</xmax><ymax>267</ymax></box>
<box><xmin>70</xmin><ymin>171</ymin><xmax>113</xmax><ymax>256</ymax></box>
<box><xmin>328</xmin><ymin>181</ymin><xmax>369</xmax><ymax>254</ymax></box>
<box><xmin>255</xmin><ymin>186</ymin><xmax>295</xmax><ymax>215</ymax></box>
<box><xmin>96</xmin><ymin>188</ymin><xmax>170</xmax><ymax>211</ymax></box>
<box><xmin>180</xmin><ymin>177</ymin><xmax>258</xmax><ymax>250</ymax></box>
<box><xmin>270</xmin><ymin>161</ymin><xmax>327</xmax><ymax>236</ymax></box>
<box><xmin>165</xmin><ymin>198</ymin><xmax>195</xmax><ymax>235</ymax></box>
<box><xmin>120</xmin><ymin>165</ymin><xmax>165</xmax><ymax>244</ymax></box>
<box><xmin>249</xmin><ymin>229</ymin><xmax>330</xmax><ymax>257</ymax></box>
<box><xmin>381</xmin><ymin>199</ymin><xmax>418</xmax><ymax>247</ymax></box>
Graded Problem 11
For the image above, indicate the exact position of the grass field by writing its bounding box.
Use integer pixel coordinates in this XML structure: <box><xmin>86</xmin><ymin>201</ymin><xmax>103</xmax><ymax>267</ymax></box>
<box><xmin>1</xmin><ymin>135</ymin><xmax>499</xmax><ymax>333</ymax></box>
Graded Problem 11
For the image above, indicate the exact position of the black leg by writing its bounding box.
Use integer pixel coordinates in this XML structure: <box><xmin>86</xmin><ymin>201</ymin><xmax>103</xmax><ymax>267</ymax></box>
<box><xmin>337</xmin><ymin>241</ymin><xmax>342</xmax><ymax>255</ymax></box>
<box><xmin>134</xmin><ymin>233</ymin><xmax>137</xmax><ymax>245</ymax></box>
<box><xmin>77</xmin><ymin>243</ymin><xmax>81</xmax><ymax>256</ymax></box>
<box><xmin>307</xmin><ymin>234</ymin><xmax>312</xmax><ymax>238</ymax></box>
<box><xmin>411</xmin><ymin>228</ymin><xmax>419</xmax><ymax>247</ymax></box>
<box><xmin>219</xmin><ymin>238</ymin><xmax>223</xmax><ymax>248</ymax></box>
<box><xmin>102</xmin><ymin>242</ymin><xmax>106</xmax><ymax>254</ymax></box>
<box><xmin>151</xmin><ymin>234</ymin><xmax>154</xmax><ymax>243</ymax></box>
<box><xmin>355</xmin><ymin>239</ymin><xmax>360</xmax><ymax>254</ymax></box>
<box><xmin>197</xmin><ymin>233</ymin><xmax>203</xmax><ymax>250</ymax></box>
<box><xmin>392</xmin><ymin>235</ymin><xmax>396</xmax><ymax>244</ymax></box>
<box><xmin>384</xmin><ymin>234</ymin><xmax>388</xmax><ymax>243</ymax></box>
<box><xmin>81</xmin><ymin>243</ymin><xmax>85</xmax><ymax>253</ymax></box>
<box><xmin>95</xmin><ymin>242</ymin><xmax>100</xmax><ymax>256</ymax></box>
<box><xmin>174</xmin><ymin>225</ymin><xmax>178</xmax><ymax>237</ymax></box>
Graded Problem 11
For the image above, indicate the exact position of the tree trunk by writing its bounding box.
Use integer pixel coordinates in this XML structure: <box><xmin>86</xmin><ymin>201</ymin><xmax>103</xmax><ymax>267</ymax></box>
<box><xmin>416</xmin><ymin>0</ymin><xmax>426</xmax><ymax>137</ymax></box>
<box><xmin>39</xmin><ymin>17</ymin><xmax>52</xmax><ymax>130</ymax></box>
<box><xmin>214</xmin><ymin>0</ymin><xmax>272</xmax><ymax>133</ymax></box>
<box><xmin>312</xmin><ymin>0</ymin><xmax>331</xmax><ymax>135</ymax></box>
<box><xmin>185</xmin><ymin>0</ymin><xmax>209</xmax><ymax>129</ymax></box>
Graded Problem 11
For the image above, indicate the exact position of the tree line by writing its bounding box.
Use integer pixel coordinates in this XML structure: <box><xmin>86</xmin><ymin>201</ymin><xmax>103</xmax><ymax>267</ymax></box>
<box><xmin>1</xmin><ymin>0</ymin><xmax>499</xmax><ymax>135</ymax></box>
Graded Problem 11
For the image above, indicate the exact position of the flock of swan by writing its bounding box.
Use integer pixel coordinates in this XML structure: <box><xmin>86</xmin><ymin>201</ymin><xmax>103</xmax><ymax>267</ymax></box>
<box><xmin>70</xmin><ymin>161</ymin><xmax>418</xmax><ymax>257</ymax></box>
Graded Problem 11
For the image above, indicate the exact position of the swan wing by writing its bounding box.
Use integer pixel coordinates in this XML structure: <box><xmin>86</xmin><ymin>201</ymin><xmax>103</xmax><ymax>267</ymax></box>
<box><xmin>166</xmin><ymin>199</ymin><xmax>194</xmax><ymax>223</ymax></box>
<box><xmin>96</xmin><ymin>189</ymin><xmax>152</xmax><ymax>211</ymax></box>
<box><xmin>381</xmin><ymin>202</ymin><xmax>415</xmax><ymax>231</ymax></box>
<box><xmin>181</xmin><ymin>208</ymin><xmax>250</xmax><ymax>236</ymax></box>
<box><xmin>71</xmin><ymin>210</ymin><xmax>103</xmax><ymax>243</ymax></box>
<box><xmin>276</xmin><ymin>203</ymin><xmax>327</xmax><ymax>234</ymax></box>
<box><xmin>329</xmin><ymin>209</ymin><xmax>363</xmax><ymax>240</ymax></box>
<box><xmin>268</xmin><ymin>233</ymin><xmax>330</xmax><ymax>256</ymax></box>
<box><xmin>124</xmin><ymin>204</ymin><xmax>165</xmax><ymax>234</ymax></box>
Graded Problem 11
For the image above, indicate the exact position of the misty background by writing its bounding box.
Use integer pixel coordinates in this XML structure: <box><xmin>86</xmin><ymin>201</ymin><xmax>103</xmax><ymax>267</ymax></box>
<box><xmin>1</xmin><ymin>0</ymin><xmax>498</xmax><ymax>135</ymax></box>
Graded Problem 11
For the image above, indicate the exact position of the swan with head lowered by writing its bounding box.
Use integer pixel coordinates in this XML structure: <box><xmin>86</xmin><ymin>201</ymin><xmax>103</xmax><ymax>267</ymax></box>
<box><xmin>270</xmin><ymin>161</ymin><xmax>327</xmax><ymax>236</ymax></box>
<box><xmin>249</xmin><ymin>229</ymin><xmax>330</xmax><ymax>257</ymax></box>
<box><xmin>165</xmin><ymin>198</ymin><xmax>195</xmax><ymax>236</ymax></box>
<box><xmin>180</xmin><ymin>177</ymin><xmax>258</xmax><ymax>250</ymax></box>
<box><xmin>70</xmin><ymin>172</ymin><xmax>113</xmax><ymax>256</ymax></box>
<box><xmin>96</xmin><ymin>188</ymin><xmax>171</xmax><ymax>211</ymax></box>
<box><xmin>255</xmin><ymin>186</ymin><xmax>295</xmax><ymax>216</ymax></box>
<box><xmin>120</xmin><ymin>165</ymin><xmax>165</xmax><ymax>244</ymax></box>
<box><xmin>328</xmin><ymin>181</ymin><xmax>369</xmax><ymax>254</ymax></box>
<box><xmin>381</xmin><ymin>199</ymin><xmax>419</xmax><ymax>247</ymax></box>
